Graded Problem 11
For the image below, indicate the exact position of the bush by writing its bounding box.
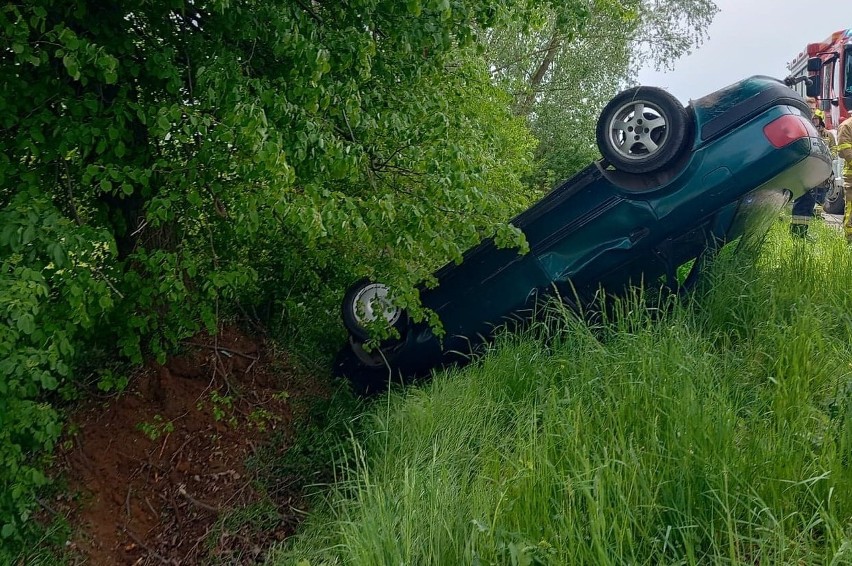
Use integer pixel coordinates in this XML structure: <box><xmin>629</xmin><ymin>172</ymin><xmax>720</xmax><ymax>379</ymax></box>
<box><xmin>1</xmin><ymin>0</ymin><xmax>540</xmax><ymax>552</ymax></box>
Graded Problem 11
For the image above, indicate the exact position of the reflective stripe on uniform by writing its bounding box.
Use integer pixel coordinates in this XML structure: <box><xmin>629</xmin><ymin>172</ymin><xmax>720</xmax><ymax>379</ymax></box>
<box><xmin>845</xmin><ymin>180</ymin><xmax>852</xmax><ymax>242</ymax></box>
<box><xmin>840</xmin><ymin>143</ymin><xmax>852</xmax><ymax>174</ymax></box>
<box><xmin>845</xmin><ymin>197</ymin><xmax>852</xmax><ymax>241</ymax></box>
<box><xmin>837</xmin><ymin>118</ymin><xmax>852</xmax><ymax>179</ymax></box>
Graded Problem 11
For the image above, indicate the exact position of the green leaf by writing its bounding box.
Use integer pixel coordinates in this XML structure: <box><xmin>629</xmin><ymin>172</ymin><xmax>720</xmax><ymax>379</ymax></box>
<box><xmin>16</xmin><ymin>314</ymin><xmax>35</xmax><ymax>335</ymax></box>
<box><xmin>59</xmin><ymin>28</ymin><xmax>80</xmax><ymax>50</ymax></box>
<box><xmin>21</xmin><ymin>225</ymin><xmax>35</xmax><ymax>244</ymax></box>
<box><xmin>40</xmin><ymin>373</ymin><xmax>58</xmax><ymax>390</ymax></box>
<box><xmin>62</xmin><ymin>54</ymin><xmax>80</xmax><ymax>80</ymax></box>
<box><xmin>0</xmin><ymin>223</ymin><xmax>16</xmax><ymax>246</ymax></box>
<box><xmin>50</xmin><ymin>243</ymin><xmax>66</xmax><ymax>268</ymax></box>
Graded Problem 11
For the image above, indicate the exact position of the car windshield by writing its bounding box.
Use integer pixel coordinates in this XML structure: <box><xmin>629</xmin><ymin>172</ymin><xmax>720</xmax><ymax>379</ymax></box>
<box><xmin>846</xmin><ymin>46</ymin><xmax>852</xmax><ymax>96</ymax></box>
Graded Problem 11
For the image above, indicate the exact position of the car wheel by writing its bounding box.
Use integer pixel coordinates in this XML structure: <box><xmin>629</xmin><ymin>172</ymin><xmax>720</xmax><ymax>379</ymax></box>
<box><xmin>332</xmin><ymin>344</ymin><xmax>391</xmax><ymax>396</ymax></box>
<box><xmin>349</xmin><ymin>338</ymin><xmax>389</xmax><ymax>368</ymax></box>
<box><xmin>341</xmin><ymin>278</ymin><xmax>406</xmax><ymax>342</ymax></box>
<box><xmin>823</xmin><ymin>182</ymin><xmax>845</xmax><ymax>214</ymax></box>
<box><xmin>596</xmin><ymin>86</ymin><xmax>690</xmax><ymax>175</ymax></box>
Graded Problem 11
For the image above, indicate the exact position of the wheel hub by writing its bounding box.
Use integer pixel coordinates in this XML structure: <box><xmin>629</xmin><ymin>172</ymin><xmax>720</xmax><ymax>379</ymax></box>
<box><xmin>351</xmin><ymin>283</ymin><xmax>401</xmax><ymax>327</ymax></box>
<box><xmin>608</xmin><ymin>101</ymin><xmax>669</xmax><ymax>161</ymax></box>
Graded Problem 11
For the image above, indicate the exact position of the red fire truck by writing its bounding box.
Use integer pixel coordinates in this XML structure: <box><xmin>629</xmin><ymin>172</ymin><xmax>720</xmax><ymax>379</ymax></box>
<box><xmin>786</xmin><ymin>29</ymin><xmax>851</xmax><ymax>213</ymax></box>
<box><xmin>787</xmin><ymin>29</ymin><xmax>852</xmax><ymax>129</ymax></box>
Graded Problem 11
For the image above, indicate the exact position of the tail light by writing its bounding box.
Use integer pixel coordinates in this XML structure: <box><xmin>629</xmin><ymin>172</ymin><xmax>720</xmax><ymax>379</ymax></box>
<box><xmin>763</xmin><ymin>114</ymin><xmax>816</xmax><ymax>148</ymax></box>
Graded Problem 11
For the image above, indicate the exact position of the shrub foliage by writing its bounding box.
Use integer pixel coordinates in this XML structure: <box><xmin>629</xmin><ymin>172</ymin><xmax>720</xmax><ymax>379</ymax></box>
<box><xmin>0</xmin><ymin>0</ymin><xmax>719</xmax><ymax>553</ymax></box>
<box><xmin>0</xmin><ymin>0</ymin><xmax>546</xmax><ymax>547</ymax></box>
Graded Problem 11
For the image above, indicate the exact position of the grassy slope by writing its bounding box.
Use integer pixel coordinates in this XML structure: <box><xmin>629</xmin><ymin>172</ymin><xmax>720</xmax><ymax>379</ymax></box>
<box><xmin>272</xmin><ymin>221</ymin><xmax>852</xmax><ymax>565</ymax></box>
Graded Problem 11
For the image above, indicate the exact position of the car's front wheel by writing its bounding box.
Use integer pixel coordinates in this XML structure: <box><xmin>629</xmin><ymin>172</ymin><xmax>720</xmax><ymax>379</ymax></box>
<box><xmin>341</xmin><ymin>278</ymin><xmax>406</xmax><ymax>342</ymax></box>
<box><xmin>596</xmin><ymin>86</ymin><xmax>690</xmax><ymax>175</ymax></box>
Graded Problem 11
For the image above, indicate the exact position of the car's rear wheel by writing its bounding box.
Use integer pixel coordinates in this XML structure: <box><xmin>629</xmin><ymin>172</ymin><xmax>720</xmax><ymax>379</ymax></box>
<box><xmin>341</xmin><ymin>278</ymin><xmax>406</xmax><ymax>342</ymax></box>
<box><xmin>596</xmin><ymin>86</ymin><xmax>690</xmax><ymax>174</ymax></box>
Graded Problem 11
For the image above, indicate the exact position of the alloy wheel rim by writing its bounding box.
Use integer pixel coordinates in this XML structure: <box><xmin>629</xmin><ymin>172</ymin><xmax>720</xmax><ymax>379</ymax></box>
<box><xmin>351</xmin><ymin>283</ymin><xmax>401</xmax><ymax>327</ymax></box>
<box><xmin>607</xmin><ymin>100</ymin><xmax>669</xmax><ymax>161</ymax></box>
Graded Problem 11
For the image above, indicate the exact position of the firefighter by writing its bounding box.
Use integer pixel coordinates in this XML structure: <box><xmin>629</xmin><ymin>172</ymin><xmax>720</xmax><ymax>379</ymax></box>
<box><xmin>812</xmin><ymin>110</ymin><xmax>836</xmax><ymax>215</ymax></box>
<box><xmin>836</xmin><ymin>113</ymin><xmax>852</xmax><ymax>243</ymax></box>
<box><xmin>791</xmin><ymin>110</ymin><xmax>839</xmax><ymax>238</ymax></box>
<box><xmin>790</xmin><ymin>190</ymin><xmax>818</xmax><ymax>238</ymax></box>
<box><xmin>813</xmin><ymin>110</ymin><xmax>836</xmax><ymax>153</ymax></box>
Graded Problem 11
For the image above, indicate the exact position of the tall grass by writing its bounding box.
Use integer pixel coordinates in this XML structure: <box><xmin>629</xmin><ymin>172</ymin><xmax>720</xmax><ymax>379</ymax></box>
<box><xmin>271</xmin><ymin>220</ymin><xmax>852</xmax><ymax>565</ymax></box>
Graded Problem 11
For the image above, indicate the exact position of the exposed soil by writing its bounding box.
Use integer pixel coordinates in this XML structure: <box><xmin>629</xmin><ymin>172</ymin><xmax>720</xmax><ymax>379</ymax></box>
<box><xmin>53</xmin><ymin>325</ymin><xmax>332</xmax><ymax>565</ymax></box>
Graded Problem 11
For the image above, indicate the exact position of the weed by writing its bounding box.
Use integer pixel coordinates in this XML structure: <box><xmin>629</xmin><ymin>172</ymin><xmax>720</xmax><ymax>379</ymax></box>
<box><xmin>135</xmin><ymin>414</ymin><xmax>175</xmax><ymax>442</ymax></box>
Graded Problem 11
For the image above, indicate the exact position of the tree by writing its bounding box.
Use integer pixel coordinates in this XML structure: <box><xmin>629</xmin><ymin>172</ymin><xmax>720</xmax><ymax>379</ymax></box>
<box><xmin>0</xmin><ymin>0</ymin><xmax>552</xmax><ymax>549</ymax></box>
<box><xmin>484</xmin><ymin>0</ymin><xmax>718</xmax><ymax>187</ymax></box>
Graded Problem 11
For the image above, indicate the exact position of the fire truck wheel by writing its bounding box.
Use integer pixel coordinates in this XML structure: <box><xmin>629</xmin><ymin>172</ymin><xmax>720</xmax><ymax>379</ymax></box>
<box><xmin>596</xmin><ymin>86</ymin><xmax>690</xmax><ymax>175</ymax></box>
<box><xmin>823</xmin><ymin>184</ymin><xmax>845</xmax><ymax>214</ymax></box>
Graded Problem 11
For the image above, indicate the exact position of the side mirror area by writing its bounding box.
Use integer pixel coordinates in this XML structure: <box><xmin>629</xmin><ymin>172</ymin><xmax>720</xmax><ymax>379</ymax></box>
<box><xmin>806</xmin><ymin>76</ymin><xmax>821</xmax><ymax>98</ymax></box>
<box><xmin>807</xmin><ymin>57</ymin><xmax>823</xmax><ymax>72</ymax></box>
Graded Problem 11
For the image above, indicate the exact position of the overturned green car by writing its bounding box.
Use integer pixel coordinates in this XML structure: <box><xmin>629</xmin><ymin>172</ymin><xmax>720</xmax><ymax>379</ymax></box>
<box><xmin>335</xmin><ymin>75</ymin><xmax>833</xmax><ymax>393</ymax></box>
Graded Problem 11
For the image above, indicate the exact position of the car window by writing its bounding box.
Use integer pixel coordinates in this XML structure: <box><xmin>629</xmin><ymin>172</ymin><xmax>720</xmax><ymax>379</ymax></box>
<box><xmin>845</xmin><ymin>46</ymin><xmax>852</xmax><ymax>96</ymax></box>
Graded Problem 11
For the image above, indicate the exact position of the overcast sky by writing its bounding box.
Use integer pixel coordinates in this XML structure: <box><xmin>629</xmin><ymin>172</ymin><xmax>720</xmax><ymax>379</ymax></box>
<box><xmin>637</xmin><ymin>0</ymin><xmax>848</xmax><ymax>102</ymax></box>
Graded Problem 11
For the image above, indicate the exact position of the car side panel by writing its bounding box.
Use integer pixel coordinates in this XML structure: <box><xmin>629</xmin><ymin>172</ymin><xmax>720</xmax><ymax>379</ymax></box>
<box><xmin>422</xmin><ymin>246</ymin><xmax>550</xmax><ymax>341</ymax></box>
<box><xmin>533</xmin><ymin>196</ymin><xmax>658</xmax><ymax>285</ymax></box>
<box><xmin>420</xmin><ymin>108</ymin><xmax>826</xmax><ymax>352</ymax></box>
<box><xmin>533</xmin><ymin>105</ymin><xmax>828</xmax><ymax>298</ymax></box>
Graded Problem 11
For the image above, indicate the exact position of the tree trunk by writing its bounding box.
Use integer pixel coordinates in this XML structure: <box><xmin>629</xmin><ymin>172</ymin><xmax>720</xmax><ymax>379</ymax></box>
<box><xmin>518</xmin><ymin>29</ymin><xmax>562</xmax><ymax>114</ymax></box>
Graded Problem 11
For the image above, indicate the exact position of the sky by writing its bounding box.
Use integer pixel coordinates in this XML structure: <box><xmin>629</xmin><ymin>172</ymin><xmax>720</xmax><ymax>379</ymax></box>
<box><xmin>636</xmin><ymin>0</ymin><xmax>848</xmax><ymax>103</ymax></box>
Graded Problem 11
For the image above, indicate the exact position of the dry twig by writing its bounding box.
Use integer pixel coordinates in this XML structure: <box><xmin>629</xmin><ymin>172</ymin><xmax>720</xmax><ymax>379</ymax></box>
<box><xmin>125</xmin><ymin>529</ymin><xmax>175</xmax><ymax>565</ymax></box>
<box><xmin>177</xmin><ymin>485</ymin><xmax>220</xmax><ymax>514</ymax></box>
<box><xmin>183</xmin><ymin>342</ymin><xmax>259</xmax><ymax>362</ymax></box>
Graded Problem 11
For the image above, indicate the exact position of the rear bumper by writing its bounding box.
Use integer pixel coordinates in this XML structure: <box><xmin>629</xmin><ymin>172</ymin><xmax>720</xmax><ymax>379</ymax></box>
<box><xmin>779</xmin><ymin>139</ymin><xmax>834</xmax><ymax>201</ymax></box>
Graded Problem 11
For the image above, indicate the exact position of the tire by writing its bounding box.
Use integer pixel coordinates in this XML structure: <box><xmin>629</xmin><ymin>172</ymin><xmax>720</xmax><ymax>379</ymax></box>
<box><xmin>823</xmin><ymin>182</ymin><xmax>845</xmax><ymax>214</ymax></box>
<box><xmin>341</xmin><ymin>278</ymin><xmax>406</xmax><ymax>342</ymax></box>
<box><xmin>596</xmin><ymin>86</ymin><xmax>690</xmax><ymax>174</ymax></box>
<box><xmin>332</xmin><ymin>345</ymin><xmax>391</xmax><ymax>396</ymax></box>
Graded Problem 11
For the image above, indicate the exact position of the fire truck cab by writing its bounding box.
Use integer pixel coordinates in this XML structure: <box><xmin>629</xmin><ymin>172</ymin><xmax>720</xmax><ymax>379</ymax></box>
<box><xmin>786</xmin><ymin>29</ymin><xmax>851</xmax><ymax>214</ymax></box>
<box><xmin>787</xmin><ymin>29</ymin><xmax>852</xmax><ymax>130</ymax></box>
